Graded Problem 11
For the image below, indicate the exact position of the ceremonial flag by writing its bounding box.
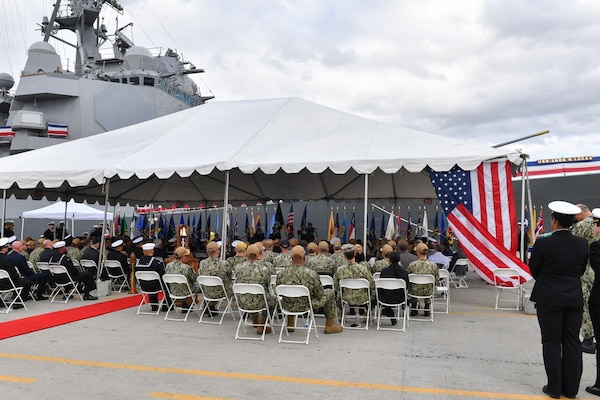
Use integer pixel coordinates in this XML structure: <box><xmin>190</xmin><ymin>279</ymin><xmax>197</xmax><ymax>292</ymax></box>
<box><xmin>368</xmin><ymin>211</ymin><xmax>376</xmax><ymax>242</ymax></box>
<box><xmin>197</xmin><ymin>214</ymin><xmax>202</xmax><ymax>237</ymax></box>
<box><xmin>439</xmin><ymin>211</ymin><xmax>446</xmax><ymax>243</ymax></box>
<box><xmin>113</xmin><ymin>212</ymin><xmax>120</xmax><ymax>236</ymax></box>
<box><xmin>191</xmin><ymin>214</ymin><xmax>197</xmax><ymax>240</ymax></box>
<box><xmin>535</xmin><ymin>206</ymin><xmax>545</xmax><ymax>239</ymax></box>
<box><xmin>245</xmin><ymin>213</ymin><xmax>250</xmax><ymax>238</ymax></box>
<box><xmin>429</xmin><ymin>161</ymin><xmax>532</xmax><ymax>285</ymax></box>
<box><xmin>433</xmin><ymin>210</ymin><xmax>440</xmax><ymax>239</ymax></box>
<box><xmin>422</xmin><ymin>209</ymin><xmax>429</xmax><ymax>239</ymax></box>
<box><xmin>0</xmin><ymin>126</ymin><xmax>15</xmax><ymax>140</ymax></box>
<box><xmin>397</xmin><ymin>209</ymin><xmax>402</xmax><ymax>236</ymax></box>
<box><xmin>168</xmin><ymin>215</ymin><xmax>176</xmax><ymax>239</ymax></box>
<box><xmin>215</xmin><ymin>212</ymin><xmax>220</xmax><ymax>234</ymax></box>
<box><xmin>275</xmin><ymin>203</ymin><xmax>284</xmax><ymax>232</ymax></box>
<box><xmin>121</xmin><ymin>214</ymin><xmax>129</xmax><ymax>236</ymax></box>
<box><xmin>267</xmin><ymin>209</ymin><xmax>276</xmax><ymax>238</ymax></box>
<box><xmin>406</xmin><ymin>209</ymin><xmax>412</xmax><ymax>240</ymax></box>
<box><xmin>327</xmin><ymin>210</ymin><xmax>335</xmax><ymax>241</ymax></box>
<box><xmin>348</xmin><ymin>211</ymin><xmax>356</xmax><ymax>240</ymax></box>
<box><xmin>206</xmin><ymin>214</ymin><xmax>211</xmax><ymax>234</ymax></box>
<box><xmin>250</xmin><ymin>211</ymin><xmax>255</xmax><ymax>236</ymax></box>
<box><xmin>180</xmin><ymin>214</ymin><xmax>185</xmax><ymax>226</ymax></box>
<box><xmin>334</xmin><ymin>211</ymin><xmax>340</xmax><ymax>238</ymax></box>
<box><xmin>300</xmin><ymin>204</ymin><xmax>308</xmax><ymax>231</ymax></box>
<box><xmin>530</xmin><ymin>207</ymin><xmax>536</xmax><ymax>245</ymax></box>
<box><xmin>286</xmin><ymin>203</ymin><xmax>294</xmax><ymax>237</ymax></box>
<box><xmin>341</xmin><ymin>211</ymin><xmax>348</xmax><ymax>243</ymax></box>
<box><xmin>380</xmin><ymin>211</ymin><xmax>386</xmax><ymax>238</ymax></box>
<box><xmin>156</xmin><ymin>215</ymin><xmax>164</xmax><ymax>239</ymax></box>
<box><xmin>416</xmin><ymin>209</ymin><xmax>422</xmax><ymax>239</ymax></box>
<box><xmin>523</xmin><ymin>207</ymin><xmax>531</xmax><ymax>245</ymax></box>
<box><xmin>256</xmin><ymin>211</ymin><xmax>261</xmax><ymax>229</ymax></box>
<box><xmin>385</xmin><ymin>211</ymin><xmax>395</xmax><ymax>240</ymax></box>
<box><xmin>233</xmin><ymin>211</ymin><xmax>238</xmax><ymax>238</ymax></box>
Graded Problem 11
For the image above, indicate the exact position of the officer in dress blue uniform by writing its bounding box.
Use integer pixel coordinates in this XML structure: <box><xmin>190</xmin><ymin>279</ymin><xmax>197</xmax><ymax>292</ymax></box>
<box><xmin>529</xmin><ymin>201</ymin><xmax>589</xmax><ymax>399</ymax></box>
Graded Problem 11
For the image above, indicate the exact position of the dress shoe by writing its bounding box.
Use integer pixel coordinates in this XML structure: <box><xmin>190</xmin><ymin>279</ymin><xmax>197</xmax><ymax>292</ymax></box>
<box><xmin>586</xmin><ymin>385</ymin><xmax>600</xmax><ymax>396</ymax></box>
<box><xmin>542</xmin><ymin>385</ymin><xmax>560</xmax><ymax>399</ymax></box>
<box><xmin>83</xmin><ymin>294</ymin><xmax>98</xmax><ymax>301</ymax></box>
<box><xmin>390</xmin><ymin>318</ymin><xmax>398</xmax><ymax>326</ymax></box>
<box><xmin>12</xmin><ymin>304</ymin><xmax>24</xmax><ymax>309</ymax></box>
<box><xmin>582</xmin><ymin>338</ymin><xmax>596</xmax><ymax>354</ymax></box>
<box><xmin>161</xmin><ymin>305</ymin><xmax>169</xmax><ymax>312</ymax></box>
<box><xmin>36</xmin><ymin>295</ymin><xmax>48</xmax><ymax>301</ymax></box>
<box><xmin>151</xmin><ymin>305</ymin><xmax>158</xmax><ymax>312</ymax></box>
<box><xmin>410</xmin><ymin>310</ymin><xmax>418</xmax><ymax>317</ymax></box>
<box><xmin>562</xmin><ymin>393</ymin><xmax>577</xmax><ymax>399</ymax></box>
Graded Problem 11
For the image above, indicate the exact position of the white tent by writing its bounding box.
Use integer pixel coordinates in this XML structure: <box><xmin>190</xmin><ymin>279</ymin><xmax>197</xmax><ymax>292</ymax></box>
<box><xmin>20</xmin><ymin>199</ymin><xmax>113</xmax><ymax>239</ymax></box>
<box><xmin>0</xmin><ymin>97</ymin><xmax>523</xmax><ymax>248</ymax></box>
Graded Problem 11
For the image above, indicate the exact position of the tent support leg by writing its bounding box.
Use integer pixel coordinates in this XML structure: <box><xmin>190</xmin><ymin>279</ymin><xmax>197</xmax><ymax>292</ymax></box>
<box><xmin>363</xmin><ymin>174</ymin><xmax>368</xmax><ymax>253</ymax></box>
<box><xmin>221</xmin><ymin>171</ymin><xmax>230</xmax><ymax>261</ymax></box>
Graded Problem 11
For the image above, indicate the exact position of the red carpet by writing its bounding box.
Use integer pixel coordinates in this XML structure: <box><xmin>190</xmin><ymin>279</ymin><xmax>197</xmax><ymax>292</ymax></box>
<box><xmin>0</xmin><ymin>294</ymin><xmax>141</xmax><ymax>340</ymax></box>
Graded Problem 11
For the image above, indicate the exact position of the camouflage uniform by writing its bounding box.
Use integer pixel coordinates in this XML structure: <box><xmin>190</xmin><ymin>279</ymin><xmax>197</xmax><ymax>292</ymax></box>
<box><xmin>226</xmin><ymin>255</ymin><xmax>246</xmax><ymax>272</ymax></box>
<box><xmin>28</xmin><ymin>247</ymin><xmax>43</xmax><ymax>269</ymax></box>
<box><xmin>20</xmin><ymin>250</ymin><xmax>30</xmax><ymax>261</ymax></box>
<box><xmin>256</xmin><ymin>259</ymin><xmax>276</xmax><ymax>275</ymax></box>
<box><xmin>330</xmin><ymin>252</ymin><xmax>346</xmax><ymax>274</ymax></box>
<box><xmin>68</xmin><ymin>247</ymin><xmax>83</xmax><ymax>262</ymax></box>
<box><xmin>277</xmin><ymin>263</ymin><xmax>337</xmax><ymax>318</ymax></box>
<box><xmin>198</xmin><ymin>256</ymin><xmax>233</xmax><ymax>298</ymax></box>
<box><xmin>572</xmin><ymin>216</ymin><xmax>598</xmax><ymax>341</ymax></box>
<box><xmin>235</xmin><ymin>260</ymin><xmax>276</xmax><ymax>317</ymax></box>
<box><xmin>333</xmin><ymin>261</ymin><xmax>375</xmax><ymax>306</ymax></box>
<box><xmin>372</xmin><ymin>258</ymin><xmax>389</xmax><ymax>274</ymax></box>
<box><xmin>305</xmin><ymin>253</ymin><xmax>335</xmax><ymax>276</ymax></box>
<box><xmin>263</xmin><ymin>250</ymin><xmax>277</xmax><ymax>265</ymax></box>
<box><xmin>273</xmin><ymin>252</ymin><xmax>293</xmax><ymax>270</ymax></box>
<box><xmin>406</xmin><ymin>259</ymin><xmax>439</xmax><ymax>305</ymax></box>
<box><xmin>165</xmin><ymin>259</ymin><xmax>200</xmax><ymax>296</ymax></box>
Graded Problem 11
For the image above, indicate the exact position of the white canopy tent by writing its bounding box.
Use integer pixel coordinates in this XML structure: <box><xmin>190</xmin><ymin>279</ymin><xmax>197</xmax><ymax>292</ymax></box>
<box><xmin>0</xmin><ymin>97</ymin><xmax>523</xmax><ymax>256</ymax></box>
<box><xmin>20</xmin><ymin>199</ymin><xmax>113</xmax><ymax>239</ymax></box>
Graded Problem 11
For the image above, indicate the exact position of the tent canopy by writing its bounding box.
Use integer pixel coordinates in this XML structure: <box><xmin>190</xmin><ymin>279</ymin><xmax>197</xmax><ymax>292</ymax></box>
<box><xmin>22</xmin><ymin>199</ymin><xmax>113</xmax><ymax>221</ymax></box>
<box><xmin>0</xmin><ymin>97</ymin><xmax>521</xmax><ymax>205</ymax></box>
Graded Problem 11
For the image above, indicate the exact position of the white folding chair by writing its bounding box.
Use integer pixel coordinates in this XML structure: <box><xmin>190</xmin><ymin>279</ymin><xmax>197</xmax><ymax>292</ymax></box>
<box><xmin>451</xmin><ymin>259</ymin><xmax>469</xmax><ymax>288</ymax></box>
<box><xmin>72</xmin><ymin>259</ymin><xmax>84</xmax><ymax>273</ymax></box>
<box><xmin>80</xmin><ymin>259</ymin><xmax>98</xmax><ymax>272</ymax></box>
<box><xmin>493</xmin><ymin>268</ymin><xmax>522</xmax><ymax>310</ymax></box>
<box><xmin>276</xmin><ymin>284</ymin><xmax>319</xmax><ymax>344</ymax></box>
<box><xmin>196</xmin><ymin>275</ymin><xmax>236</xmax><ymax>325</ymax></box>
<box><xmin>162</xmin><ymin>273</ymin><xmax>201</xmax><ymax>322</ymax></box>
<box><xmin>375</xmin><ymin>278</ymin><xmax>407</xmax><ymax>332</ymax></box>
<box><xmin>407</xmin><ymin>274</ymin><xmax>435</xmax><ymax>322</ymax></box>
<box><xmin>27</xmin><ymin>261</ymin><xmax>40</xmax><ymax>274</ymax></box>
<box><xmin>104</xmin><ymin>260</ymin><xmax>130</xmax><ymax>292</ymax></box>
<box><xmin>315</xmin><ymin>275</ymin><xmax>336</xmax><ymax>326</ymax></box>
<box><xmin>434</xmin><ymin>269</ymin><xmax>450</xmax><ymax>314</ymax></box>
<box><xmin>36</xmin><ymin>261</ymin><xmax>50</xmax><ymax>273</ymax></box>
<box><xmin>0</xmin><ymin>270</ymin><xmax>28</xmax><ymax>313</ymax></box>
<box><xmin>48</xmin><ymin>265</ymin><xmax>85</xmax><ymax>303</ymax></box>
<box><xmin>372</xmin><ymin>272</ymin><xmax>381</xmax><ymax>280</ymax></box>
<box><xmin>232</xmin><ymin>283</ymin><xmax>275</xmax><ymax>341</ymax></box>
<box><xmin>339</xmin><ymin>278</ymin><xmax>371</xmax><ymax>330</ymax></box>
<box><xmin>135</xmin><ymin>270</ymin><xmax>165</xmax><ymax>315</ymax></box>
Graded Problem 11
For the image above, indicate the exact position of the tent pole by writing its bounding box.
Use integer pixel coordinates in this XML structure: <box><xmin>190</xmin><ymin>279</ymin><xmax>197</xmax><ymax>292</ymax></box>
<box><xmin>1</xmin><ymin>189</ymin><xmax>6</xmax><ymax>237</ymax></box>
<box><xmin>519</xmin><ymin>154</ymin><xmax>527</xmax><ymax>262</ymax></box>
<box><xmin>98</xmin><ymin>180</ymin><xmax>111</xmax><ymax>280</ymax></box>
<box><xmin>524</xmin><ymin>155</ymin><xmax>535</xmax><ymax>245</ymax></box>
<box><xmin>363</xmin><ymin>174</ymin><xmax>368</xmax><ymax>255</ymax></box>
<box><xmin>21</xmin><ymin>218</ymin><xmax>25</xmax><ymax>240</ymax></box>
<box><xmin>221</xmin><ymin>171</ymin><xmax>230</xmax><ymax>261</ymax></box>
<box><xmin>62</xmin><ymin>198</ymin><xmax>68</xmax><ymax>240</ymax></box>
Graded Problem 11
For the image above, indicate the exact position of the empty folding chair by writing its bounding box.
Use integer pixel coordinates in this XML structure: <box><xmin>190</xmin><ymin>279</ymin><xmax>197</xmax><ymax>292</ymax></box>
<box><xmin>135</xmin><ymin>270</ymin><xmax>166</xmax><ymax>315</ymax></box>
<box><xmin>162</xmin><ymin>273</ymin><xmax>201</xmax><ymax>322</ymax></box>
<box><xmin>232</xmin><ymin>283</ymin><xmax>275</xmax><ymax>341</ymax></box>
<box><xmin>451</xmin><ymin>259</ymin><xmax>469</xmax><ymax>288</ymax></box>
<box><xmin>104</xmin><ymin>260</ymin><xmax>130</xmax><ymax>292</ymax></box>
<box><xmin>0</xmin><ymin>270</ymin><xmax>28</xmax><ymax>312</ymax></box>
<box><xmin>339</xmin><ymin>278</ymin><xmax>371</xmax><ymax>330</ymax></box>
<box><xmin>375</xmin><ymin>278</ymin><xmax>407</xmax><ymax>332</ymax></box>
<box><xmin>48</xmin><ymin>265</ymin><xmax>85</xmax><ymax>303</ymax></box>
<box><xmin>493</xmin><ymin>268</ymin><xmax>522</xmax><ymax>310</ymax></box>
<box><xmin>196</xmin><ymin>275</ymin><xmax>236</xmax><ymax>325</ymax></box>
<box><xmin>276</xmin><ymin>284</ymin><xmax>319</xmax><ymax>344</ymax></box>
<box><xmin>434</xmin><ymin>269</ymin><xmax>450</xmax><ymax>314</ymax></box>
<box><xmin>407</xmin><ymin>273</ymin><xmax>435</xmax><ymax>322</ymax></box>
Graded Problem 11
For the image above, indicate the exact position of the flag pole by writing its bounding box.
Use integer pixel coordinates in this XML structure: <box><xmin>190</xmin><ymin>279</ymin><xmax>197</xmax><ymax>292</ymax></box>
<box><xmin>363</xmin><ymin>174</ymin><xmax>368</xmax><ymax>254</ymax></box>
<box><xmin>519</xmin><ymin>153</ymin><xmax>528</xmax><ymax>262</ymax></box>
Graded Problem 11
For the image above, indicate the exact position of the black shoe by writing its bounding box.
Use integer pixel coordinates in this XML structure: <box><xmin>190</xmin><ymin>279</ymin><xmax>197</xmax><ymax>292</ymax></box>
<box><xmin>83</xmin><ymin>294</ymin><xmax>98</xmax><ymax>301</ymax></box>
<box><xmin>586</xmin><ymin>386</ymin><xmax>600</xmax><ymax>396</ymax></box>
<box><xmin>161</xmin><ymin>305</ymin><xmax>169</xmax><ymax>312</ymax></box>
<box><xmin>542</xmin><ymin>385</ymin><xmax>560</xmax><ymax>399</ymax></box>
<box><xmin>410</xmin><ymin>310</ymin><xmax>418</xmax><ymax>317</ymax></box>
<box><xmin>151</xmin><ymin>305</ymin><xmax>158</xmax><ymax>311</ymax></box>
<box><xmin>13</xmin><ymin>304</ymin><xmax>24</xmax><ymax>309</ymax></box>
<box><xmin>391</xmin><ymin>318</ymin><xmax>398</xmax><ymax>326</ymax></box>
<box><xmin>583</xmin><ymin>339</ymin><xmax>596</xmax><ymax>354</ymax></box>
<box><xmin>36</xmin><ymin>295</ymin><xmax>48</xmax><ymax>301</ymax></box>
<box><xmin>562</xmin><ymin>393</ymin><xmax>577</xmax><ymax>399</ymax></box>
<box><xmin>424</xmin><ymin>311</ymin><xmax>431</xmax><ymax>317</ymax></box>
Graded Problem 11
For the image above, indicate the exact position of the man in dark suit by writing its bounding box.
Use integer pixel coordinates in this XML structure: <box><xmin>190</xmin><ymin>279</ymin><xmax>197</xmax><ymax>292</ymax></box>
<box><xmin>0</xmin><ymin>237</ymin><xmax>32</xmax><ymax>306</ymax></box>
<box><xmin>585</xmin><ymin>208</ymin><xmax>600</xmax><ymax>396</ymax></box>
<box><xmin>529</xmin><ymin>201</ymin><xmax>589</xmax><ymax>399</ymax></box>
<box><xmin>135</xmin><ymin>242</ymin><xmax>170</xmax><ymax>311</ymax></box>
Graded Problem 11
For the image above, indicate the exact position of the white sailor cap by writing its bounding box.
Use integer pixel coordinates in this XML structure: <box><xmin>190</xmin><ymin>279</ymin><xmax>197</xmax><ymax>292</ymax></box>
<box><xmin>216</xmin><ymin>240</ymin><xmax>222</xmax><ymax>248</ymax></box>
<box><xmin>111</xmin><ymin>239</ymin><xmax>123</xmax><ymax>248</ymax></box>
<box><xmin>548</xmin><ymin>201</ymin><xmax>581</xmax><ymax>216</ymax></box>
<box><xmin>93</xmin><ymin>224</ymin><xmax>99</xmax><ymax>229</ymax></box>
<box><xmin>592</xmin><ymin>208</ymin><xmax>600</xmax><ymax>224</ymax></box>
<box><xmin>5</xmin><ymin>220</ymin><xmax>14</xmax><ymax>224</ymax></box>
<box><xmin>142</xmin><ymin>243</ymin><xmax>155</xmax><ymax>251</ymax></box>
<box><xmin>48</xmin><ymin>221</ymin><xmax>55</xmax><ymax>225</ymax></box>
<box><xmin>132</xmin><ymin>236</ymin><xmax>143</xmax><ymax>244</ymax></box>
<box><xmin>168</xmin><ymin>237</ymin><xmax>177</xmax><ymax>244</ymax></box>
<box><xmin>0</xmin><ymin>237</ymin><xmax>9</xmax><ymax>247</ymax></box>
<box><xmin>53</xmin><ymin>241</ymin><xmax>66</xmax><ymax>249</ymax></box>
<box><xmin>7</xmin><ymin>235</ymin><xmax>17</xmax><ymax>244</ymax></box>
<box><xmin>231</xmin><ymin>239</ymin><xmax>241</xmax><ymax>248</ymax></box>
<box><xmin>82</xmin><ymin>232</ymin><xmax>89</xmax><ymax>236</ymax></box>
<box><xmin>64</xmin><ymin>234</ymin><xmax>72</xmax><ymax>240</ymax></box>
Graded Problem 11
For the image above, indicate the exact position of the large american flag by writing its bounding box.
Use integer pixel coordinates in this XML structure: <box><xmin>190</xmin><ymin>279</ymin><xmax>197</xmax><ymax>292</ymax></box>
<box><xmin>430</xmin><ymin>160</ymin><xmax>532</xmax><ymax>284</ymax></box>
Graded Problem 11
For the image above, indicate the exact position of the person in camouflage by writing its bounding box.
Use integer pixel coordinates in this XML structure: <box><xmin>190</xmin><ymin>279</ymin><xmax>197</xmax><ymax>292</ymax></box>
<box><xmin>406</xmin><ymin>242</ymin><xmax>439</xmax><ymax>316</ymax></box>
<box><xmin>573</xmin><ymin>204</ymin><xmax>599</xmax><ymax>353</ymax></box>
<box><xmin>226</xmin><ymin>241</ymin><xmax>247</xmax><ymax>272</ymax></box>
<box><xmin>330</xmin><ymin>239</ymin><xmax>346</xmax><ymax>272</ymax></box>
<box><xmin>165</xmin><ymin>246</ymin><xmax>200</xmax><ymax>296</ymax></box>
<box><xmin>262</xmin><ymin>239</ymin><xmax>277</xmax><ymax>265</ymax></box>
<box><xmin>255</xmin><ymin>242</ymin><xmax>276</xmax><ymax>275</ymax></box>
<box><xmin>277</xmin><ymin>245</ymin><xmax>343</xmax><ymax>334</ymax></box>
<box><xmin>305</xmin><ymin>241</ymin><xmax>335</xmax><ymax>276</ymax></box>
<box><xmin>67</xmin><ymin>238</ymin><xmax>84</xmax><ymax>262</ymax></box>
<box><xmin>198</xmin><ymin>241</ymin><xmax>233</xmax><ymax>299</ymax></box>
<box><xmin>235</xmin><ymin>244</ymin><xmax>277</xmax><ymax>334</ymax></box>
<box><xmin>372</xmin><ymin>244</ymin><xmax>393</xmax><ymax>273</ymax></box>
<box><xmin>28</xmin><ymin>238</ymin><xmax>45</xmax><ymax>270</ymax></box>
<box><xmin>273</xmin><ymin>240</ymin><xmax>293</xmax><ymax>270</ymax></box>
<box><xmin>334</xmin><ymin>244</ymin><xmax>375</xmax><ymax>312</ymax></box>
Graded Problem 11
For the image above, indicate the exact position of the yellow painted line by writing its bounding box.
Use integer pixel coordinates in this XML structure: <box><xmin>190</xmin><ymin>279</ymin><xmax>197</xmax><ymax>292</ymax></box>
<box><xmin>451</xmin><ymin>311</ymin><xmax>534</xmax><ymax>317</ymax></box>
<box><xmin>0</xmin><ymin>374</ymin><xmax>36</xmax><ymax>383</ymax></box>
<box><xmin>0</xmin><ymin>353</ymin><xmax>554</xmax><ymax>399</ymax></box>
<box><xmin>150</xmin><ymin>393</ymin><xmax>233</xmax><ymax>400</ymax></box>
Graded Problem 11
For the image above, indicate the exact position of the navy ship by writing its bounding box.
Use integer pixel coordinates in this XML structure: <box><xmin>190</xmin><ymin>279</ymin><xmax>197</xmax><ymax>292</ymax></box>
<box><xmin>0</xmin><ymin>0</ymin><xmax>212</xmax><ymax>157</ymax></box>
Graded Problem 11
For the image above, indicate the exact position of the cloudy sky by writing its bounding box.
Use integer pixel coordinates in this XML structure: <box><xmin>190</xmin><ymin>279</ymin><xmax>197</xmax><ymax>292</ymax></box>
<box><xmin>1</xmin><ymin>0</ymin><xmax>599</xmax><ymax>161</ymax></box>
